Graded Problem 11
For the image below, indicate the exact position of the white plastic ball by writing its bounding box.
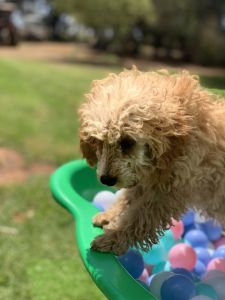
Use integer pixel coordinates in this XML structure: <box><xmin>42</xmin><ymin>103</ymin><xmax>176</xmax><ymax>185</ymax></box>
<box><xmin>92</xmin><ymin>191</ymin><xmax>116</xmax><ymax>210</ymax></box>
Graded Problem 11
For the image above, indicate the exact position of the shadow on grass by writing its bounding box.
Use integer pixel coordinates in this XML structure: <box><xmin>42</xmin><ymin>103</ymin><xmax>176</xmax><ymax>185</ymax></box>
<box><xmin>56</xmin><ymin>56</ymin><xmax>225</xmax><ymax>91</ymax></box>
<box><xmin>200</xmin><ymin>75</ymin><xmax>225</xmax><ymax>90</ymax></box>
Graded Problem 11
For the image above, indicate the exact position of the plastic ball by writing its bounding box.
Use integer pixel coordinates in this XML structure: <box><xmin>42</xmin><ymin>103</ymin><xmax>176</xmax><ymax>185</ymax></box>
<box><xmin>152</xmin><ymin>261</ymin><xmax>166</xmax><ymax>274</ymax></box>
<box><xmin>195</xmin><ymin>247</ymin><xmax>212</xmax><ymax>266</ymax></box>
<box><xmin>204</xmin><ymin>275</ymin><xmax>225</xmax><ymax>300</ymax></box>
<box><xmin>164</xmin><ymin>261</ymin><xmax>171</xmax><ymax>271</ymax></box>
<box><xmin>214</xmin><ymin>237</ymin><xmax>225</xmax><ymax>249</ymax></box>
<box><xmin>161</xmin><ymin>274</ymin><xmax>196</xmax><ymax>300</ymax></box>
<box><xmin>172</xmin><ymin>268</ymin><xmax>194</xmax><ymax>281</ymax></box>
<box><xmin>212</xmin><ymin>246</ymin><xmax>225</xmax><ymax>259</ymax></box>
<box><xmin>92</xmin><ymin>202</ymin><xmax>104</xmax><ymax>211</ymax></box>
<box><xmin>160</xmin><ymin>229</ymin><xmax>175</xmax><ymax>251</ymax></box>
<box><xmin>182</xmin><ymin>209</ymin><xmax>195</xmax><ymax>226</ymax></box>
<box><xmin>193</xmin><ymin>260</ymin><xmax>207</xmax><ymax>278</ymax></box>
<box><xmin>190</xmin><ymin>296</ymin><xmax>212</xmax><ymax>300</ymax></box>
<box><xmin>147</xmin><ymin>274</ymin><xmax>156</xmax><ymax>286</ymax></box>
<box><xmin>168</xmin><ymin>243</ymin><xmax>197</xmax><ymax>271</ymax></box>
<box><xmin>92</xmin><ymin>191</ymin><xmax>116</xmax><ymax>210</ymax></box>
<box><xmin>195</xmin><ymin>212</ymin><xmax>208</xmax><ymax>224</ymax></box>
<box><xmin>207</xmin><ymin>258</ymin><xmax>225</xmax><ymax>272</ymax></box>
<box><xmin>183</xmin><ymin>223</ymin><xmax>198</xmax><ymax>236</ymax></box>
<box><xmin>203</xmin><ymin>270</ymin><xmax>225</xmax><ymax>282</ymax></box>
<box><xmin>170</xmin><ymin>219</ymin><xmax>184</xmax><ymax>240</ymax></box>
<box><xmin>208</xmin><ymin>242</ymin><xmax>216</xmax><ymax>251</ymax></box>
<box><xmin>200</xmin><ymin>220</ymin><xmax>223</xmax><ymax>242</ymax></box>
<box><xmin>145</xmin><ymin>263</ymin><xmax>153</xmax><ymax>275</ymax></box>
<box><xmin>115</xmin><ymin>189</ymin><xmax>124</xmax><ymax>198</ymax></box>
<box><xmin>118</xmin><ymin>250</ymin><xmax>144</xmax><ymax>279</ymax></box>
<box><xmin>138</xmin><ymin>268</ymin><xmax>149</xmax><ymax>283</ymax></box>
<box><xmin>196</xmin><ymin>283</ymin><xmax>218</xmax><ymax>300</ymax></box>
<box><xmin>149</xmin><ymin>271</ymin><xmax>174</xmax><ymax>299</ymax></box>
<box><xmin>142</xmin><ymin>243</ymin><xmax>167</xmax><ymax>265</ymax></box>
<box><xmin>184</xmin><ymin>230</ymin><xmax>209</xmax><ymax>248</ymax></box>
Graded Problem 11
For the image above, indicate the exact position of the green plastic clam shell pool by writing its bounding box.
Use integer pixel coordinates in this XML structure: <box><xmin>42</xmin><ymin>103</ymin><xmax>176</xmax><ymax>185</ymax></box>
<box><xmin>50</xmin><ymin>160</ymin><xmax>156</xmax><ymax>300</ymax></box>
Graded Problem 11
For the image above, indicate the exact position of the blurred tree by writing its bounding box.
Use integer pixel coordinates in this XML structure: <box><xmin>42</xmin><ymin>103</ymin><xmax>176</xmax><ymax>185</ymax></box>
<box><xmin>51</xmin><ymin>0</ymin><xmax>225</xmax><ymax>66</ymax></box>
<box><xmin>51</xmin><ymin>0</ymin><xmax>156</xmax><ymax>54</ymax></box>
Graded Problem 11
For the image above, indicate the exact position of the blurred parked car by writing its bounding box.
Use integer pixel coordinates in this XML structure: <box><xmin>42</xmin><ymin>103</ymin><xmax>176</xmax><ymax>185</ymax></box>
<box><xmin>50</xmin><ymin>12</ymin><xmax>94</xmax><ymax>42</ymax></box>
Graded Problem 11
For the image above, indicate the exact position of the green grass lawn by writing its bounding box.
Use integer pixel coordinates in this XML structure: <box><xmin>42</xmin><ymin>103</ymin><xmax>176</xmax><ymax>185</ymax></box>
<box><xmin>0</xmin><ymin>58</ymin><xmax>224</xmax><ymax>300</ymax></box>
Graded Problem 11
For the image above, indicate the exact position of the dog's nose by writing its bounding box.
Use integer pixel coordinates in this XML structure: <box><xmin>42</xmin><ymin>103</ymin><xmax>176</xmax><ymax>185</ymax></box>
<box><xmin>100</xmin><ymin>175</ymin><xmax>117</xmax><ymax>186</ymax></box>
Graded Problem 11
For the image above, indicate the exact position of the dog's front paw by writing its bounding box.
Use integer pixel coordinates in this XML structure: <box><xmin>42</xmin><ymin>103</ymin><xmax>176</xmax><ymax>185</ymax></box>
<box><xmin>91</xmin><ymin>231</ymin><xmax>129</xmax><ymax>255</ymax></box>
<box><xmin>92</xmin><ymin>212</ymin><xmax>110</xmax><ymax>227</ymax></box>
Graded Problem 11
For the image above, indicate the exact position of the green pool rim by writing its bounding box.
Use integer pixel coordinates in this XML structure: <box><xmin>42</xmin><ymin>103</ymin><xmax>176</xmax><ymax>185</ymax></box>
<box><xmin>50</xmin><ymin>159</ymin><xmax>157</xmax><ymax>300</ymax></box>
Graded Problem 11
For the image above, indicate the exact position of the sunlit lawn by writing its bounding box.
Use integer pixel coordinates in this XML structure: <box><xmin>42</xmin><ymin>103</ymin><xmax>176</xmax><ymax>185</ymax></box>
<box><xmin>0</xmin><ymin>58</ymin><xmax>224</xmax><ymax>300</ymax></box>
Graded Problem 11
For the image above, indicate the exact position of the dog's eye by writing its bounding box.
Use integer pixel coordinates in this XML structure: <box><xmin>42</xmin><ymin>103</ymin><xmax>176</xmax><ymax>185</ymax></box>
<box><xmin>120</xmin><ymin>137</ymin><xmax>136</xmax><ymax>152</ymax></box>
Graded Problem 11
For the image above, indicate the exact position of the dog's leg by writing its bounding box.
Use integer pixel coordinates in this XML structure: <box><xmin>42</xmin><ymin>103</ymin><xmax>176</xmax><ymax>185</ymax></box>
<box><xmin>92</xmin><ymin>190</ymin><xmax>129</xmax><ymax>229</ymax></box>
<box><xmin>91</xmin><ymin>189</ymin><xmax>180</xmax><ymax>255</ymax></box>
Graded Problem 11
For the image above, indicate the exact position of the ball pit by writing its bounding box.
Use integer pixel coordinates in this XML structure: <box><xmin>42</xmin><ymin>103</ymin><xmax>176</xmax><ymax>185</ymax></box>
<box><xmin>93</xmin><ymin>191</ymin><xmax>225</xmax><ymax>300</ymax></box>
<box><xmin>91</xmin><ymin>191</ymin><xmax>225</xmax><ymax>299</ymax></box>
<box><xmin>51</xmin><ymin>160</ymin><xmax>225</xmax><ymax>300</ymax></box>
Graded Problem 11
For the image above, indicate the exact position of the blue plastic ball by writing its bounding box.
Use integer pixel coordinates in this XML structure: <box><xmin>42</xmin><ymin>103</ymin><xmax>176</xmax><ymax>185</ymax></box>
<box><xmin>161</xmin><ymin>274</ymin><xmax>196</xmax><ymax>300</ymax></box>
<box><xmin>149</xmin><ymin>271</ymin><xmax>174</xmax><ymax>299</ymax></box>
<box><xmin>193</xmin><ymin>260</ymin><xmax>206</xmax><ymax>278</ymax></box>
<box><xmin>200</xmin><ymin>220</ymin><xmax>223</xmax><ymax>242</ymax></box>
<box><xmin>195</xmin><ymin>247</ymin><xmax>212</xmax><ymax>266</ymax></box>
<box><xmin>212</xmin><ymin>246</ymin><xmax>225</xmax><ymax>259</ymax></box>
<box><xmin>182</xmin><ymin>209</ymin><xmax>195</xmax><ymax>226</ymax></box>
<box><xmin>118</xmin><ymin>250</ymin><xmax>144</xmax><ymax>279</ymax></box>
<box><xmin>183</xmin><ymin>223</ymin><xmax>198</xmax><ymax>237</ymax></box>
<box><xmin>184</xmin><ymin>230</ymin><xmax>209</xmax><ymax>248</ymax></box>
<box><xmin>172</xmin><ymin>268</ymin><xmax>194</xmax><ymax>281</ymax></box>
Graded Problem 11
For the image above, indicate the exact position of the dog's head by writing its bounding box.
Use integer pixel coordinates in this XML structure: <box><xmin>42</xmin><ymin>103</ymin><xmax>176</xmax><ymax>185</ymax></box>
<box><xmin>79</xmin><ymin>68</ymin><xmax>195</xmax><ymax>188</ymax></box>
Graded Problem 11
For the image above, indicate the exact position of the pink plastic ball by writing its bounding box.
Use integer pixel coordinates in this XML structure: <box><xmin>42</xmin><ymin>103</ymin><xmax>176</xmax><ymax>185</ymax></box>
<box><xmin>214</xmin><ymin>236</ymin><xmax>225</xmax><ymax>249</ymax></box>
<box><xmin>207</xmin><ymin>258</ymin><xmax>225</xmax><ymax>272</ymax></box>
<box><xmin>138</xmin><ymin>268</ymin><xmax>149</xmax><ymax>283</ymax></box>
<box><xmin>145</xmin><ymin>264</ymin><xmax>153</xmax><ymax>275</ymax></box>
<box><xmin>170</xmin><ymin>218</ymin><xmax>184</xmax><ymax>240</ymax></box>
<box><xmin>168</xmin><ymin>243</ymin><xmax>197</xmax><ymax>271</ymax></box>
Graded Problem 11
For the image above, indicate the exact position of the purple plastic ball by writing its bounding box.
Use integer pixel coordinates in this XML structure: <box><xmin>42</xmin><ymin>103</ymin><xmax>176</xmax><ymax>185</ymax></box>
<box><xmin>172</xmin><ymin>268</ymin><xmax>194</xmax><ymax>281</ymax></box>
<box><xmin>193</xmin><ymin>260</ymin><xmax>207</xmax><ymax>278</ymax></box>
<box><xmin>200</xmin><ymin>220</ymin><xmax>223</xmax><ymax>242</ymax></box>
<box><xmin>185</xmin><ymin>230</ymin><xmax>209</xmax><ymax>248</ymax></box>
<box><xmin>212</xmin><ymin>246</ymin><xmax>225</xmax><ymax>259</ymax></box>
<box><xmin>195</xmin><ymin>247</ymin><xmax>212</xmax><ymax>266</ymax></box>
<box><xmin>119</xmin><ymin>250</ymin><xmax>144</xmax><ymax>279</ymax></box>
<box><xmin>161</xmin><ymin>274</ymin><xmax>196</xmax><ymax>300</ymax></box>
<box><xmin>182</xmin><ymin>209</ymin><xmax>195</xmax><ymax>226</ymax></box>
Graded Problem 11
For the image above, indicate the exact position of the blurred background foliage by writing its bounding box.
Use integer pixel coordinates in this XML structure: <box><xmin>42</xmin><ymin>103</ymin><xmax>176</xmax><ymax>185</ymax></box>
<box><xmin>50</xmin><ymin>0</ymin><xmax>225</xmax><ymax>66</ymax></box>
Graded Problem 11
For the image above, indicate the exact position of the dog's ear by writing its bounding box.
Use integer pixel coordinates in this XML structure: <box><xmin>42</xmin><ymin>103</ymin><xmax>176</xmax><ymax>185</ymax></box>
<box><xmin>80</xmin><ymin>137</ymin><xmax>98</xmax><ymax>167</ymax></box>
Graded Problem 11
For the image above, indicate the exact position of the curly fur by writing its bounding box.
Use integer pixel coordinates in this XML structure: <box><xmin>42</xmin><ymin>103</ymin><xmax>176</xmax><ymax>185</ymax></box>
<box><xmin>79</xmin><ymin>67</ymin><xmax>225</xmax><ymax>255</ymax></box>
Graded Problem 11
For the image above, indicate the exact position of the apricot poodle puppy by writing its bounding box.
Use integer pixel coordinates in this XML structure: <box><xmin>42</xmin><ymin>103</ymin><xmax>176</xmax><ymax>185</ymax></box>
<box><xmin>78</xmin><ymin>67</ymin><xmax>225</xmax><ymax>255</ymax></box>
